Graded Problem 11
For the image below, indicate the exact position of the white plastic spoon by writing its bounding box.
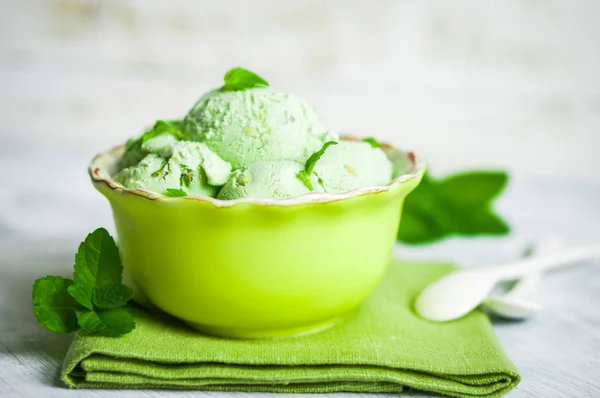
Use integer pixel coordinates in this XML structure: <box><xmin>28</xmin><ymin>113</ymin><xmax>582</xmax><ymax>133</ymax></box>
<box><xmin>482</xmin><ymin>238</ymin><xmax>563</xmax><ymax>319</ymax></box>
<box><xmin>415</xmin><ymin>243</ymin><xmax>600</xmax><ymax>322</ymax></box>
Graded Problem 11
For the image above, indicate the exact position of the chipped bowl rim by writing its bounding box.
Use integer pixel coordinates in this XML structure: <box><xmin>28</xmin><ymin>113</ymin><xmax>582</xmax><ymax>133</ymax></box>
<box><xmin>89</xmin><ymin>137</ymin><xmax>426</xmax><ymax>208</ymax></box>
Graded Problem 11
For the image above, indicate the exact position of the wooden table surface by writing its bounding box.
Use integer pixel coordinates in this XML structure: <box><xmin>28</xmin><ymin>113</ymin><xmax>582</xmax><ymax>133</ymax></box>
<box><xmin>1</xmin><ymin>144</ymin><xmax>599</xmax><ymax>398</ymax></box>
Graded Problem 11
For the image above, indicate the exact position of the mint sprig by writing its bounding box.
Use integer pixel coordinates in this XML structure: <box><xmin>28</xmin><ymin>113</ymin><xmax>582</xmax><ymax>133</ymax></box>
<box><xmin>151</xmin><ymin>160</ymin><xmax>171</xmax><ymax>178</ymax></box>
<box><xmin>398</xmin><ymin>171</ymin><xmax>510</xmax><ymax>244</ymax></box>
<box><xmin>296</xmin><ymin>141</ymin><xmax>338</xmax><ymax>190</ymax></box>
<box><xmin>296</xmin><ymin>170</ymin><xmax>314</xmax><ymax>191</ymax></box>
<box><xmin>32</xmin><ymin>277</ymin><xmax>80</xmax><ymax>333</ymax></box>
<box><xmin>142</xmin><ymin>120</ymin><xmax>184</xmax><ymax>144</ymax></box>
<box><xmin>179</xmin><ymin>164</ymin><xmax>193</xmax><ymax>187</ymax></box>
<box><xmin>305</xmin><ymin>141</ymin><xmax>338</xmax><ymax>175</ymax></box>
<box><xmin>32</xmin><ymin>228</ymin><xmax>136</xmax><ymax>336</ymax></box>
<box><xmin>222</xmin><ymin>67</ymin><xmax>269</xmax><ymax>91</ymax></box>
<box><xmin>76</xmin><ymin>307</ymin><xmax>135</xmax><ymax>337</ymax></box>
<box><xmin>164</xmin><ymin>188</ymin><xmax>188</xmax><ymax>197</ymax></box>
<box><xmin>362</xmin><ymin>137</ymin><xmax>381</xmax><ymax>148</ymax></box>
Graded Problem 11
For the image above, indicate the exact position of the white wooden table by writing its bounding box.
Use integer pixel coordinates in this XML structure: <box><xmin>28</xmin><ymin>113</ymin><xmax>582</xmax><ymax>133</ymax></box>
<box><xmin>1</xmin><ymin>143</ymin><xmax>599</xmax><ymax>397</ymax></box>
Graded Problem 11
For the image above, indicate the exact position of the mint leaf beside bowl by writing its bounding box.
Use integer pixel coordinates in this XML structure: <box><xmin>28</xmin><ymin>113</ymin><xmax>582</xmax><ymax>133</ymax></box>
<box><xmin>32</xmin><ymin>228</ymin><xmax>136</xmax><ymax>337</ymax></box>
<box><xmin>398</xmin><ymin>171</ymin><xmax>510</xmax><ymax>245</ymax></box>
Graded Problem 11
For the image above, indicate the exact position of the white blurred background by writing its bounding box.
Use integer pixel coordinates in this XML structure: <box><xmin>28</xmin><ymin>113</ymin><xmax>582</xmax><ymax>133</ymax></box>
<box><xmin>2</xmin><ymin>3</ymin><xmax>600</xmax><ymax>394</ymax></box>
<box><xmin>2</xmin><ymin>0</ymin><xmax>599</xmax><ymax>180</ymax></box>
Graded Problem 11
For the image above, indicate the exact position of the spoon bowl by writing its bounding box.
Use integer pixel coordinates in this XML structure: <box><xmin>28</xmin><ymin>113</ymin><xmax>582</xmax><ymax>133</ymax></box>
<box><xmin>415</xmin><ymin>270</ymin><xmax>500</xmax><ymax>322</ymax></box>
<box><xmin>481</xmin><ymin>238</ymin><xmax>562</xmax><ymax>320</ymax></box>
<box><xmin>483</xmin><ymin>295</ymin><xmax>543</xmax><ymax>319</ymax></box>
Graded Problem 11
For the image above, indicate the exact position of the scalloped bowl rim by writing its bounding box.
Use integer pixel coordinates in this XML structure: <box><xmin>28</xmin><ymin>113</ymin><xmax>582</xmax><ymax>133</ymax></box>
<box><xmin>89</xmin><ymin>141</ymin><xmax>426</xmax><ymax>208</ymax></box>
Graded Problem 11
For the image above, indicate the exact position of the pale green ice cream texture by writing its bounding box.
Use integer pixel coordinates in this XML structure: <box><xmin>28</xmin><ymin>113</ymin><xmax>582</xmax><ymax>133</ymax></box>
<box><xmin>116</xmin><ymin>132</ymin><xmax>179</xmax><ymax>171</ymax></box>
<box><xmin>312</xmin><ymin>141</ymin><xmax>393</xmax><ymax>193</ymax></box>
<box><xmin>116</xmin><ymin>121</ymin><xmax>185</xmax><ymax>171</ymax></box>
<box><xmin>114</xmin><ymin>142</ymin><xmax>231</xmax><ymax>197</ymax></box>
<box><xmin>114</xmin><ymin>84</ymin><xmax>395</xmax><ymax>199</ymax></box>
<box><xmin>217</xmin><ymin>161</ymin><xmax>320</xmax><ymax>200</ymax></box>
<box><xmin>114</xmin><ymin>154</ymin><xmax>182</xmax><ymax>195</ymax></box>
<box><xmin>164</xmin><ymin>141</ymin><xmax>231</xmax><ymax>187</ymax></box>
<box><xmin>181</xmin><ymin>88</ymin><xmax>338</xmax><ymax>168</ymax></box>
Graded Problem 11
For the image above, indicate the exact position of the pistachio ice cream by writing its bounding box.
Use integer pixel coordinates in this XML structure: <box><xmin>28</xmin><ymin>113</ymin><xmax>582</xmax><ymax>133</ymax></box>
<box><xmin>217</xmin><ymin>161</ymin><xmax>321</xmax><ymax>200</ymax></box>
<box><xmin>113</xmin><ymin>67</ymin><xmax>393</xmax><ymax>200</ymax></box>
<box><xmin>181</xmin><ymin>88</ymin><xmax>337</xmax><ymax>168</ymax></box>
<box><xmin>312</xmin><ymin>141</ymin><xmax>393</xmax><ymax>193</ymax></box>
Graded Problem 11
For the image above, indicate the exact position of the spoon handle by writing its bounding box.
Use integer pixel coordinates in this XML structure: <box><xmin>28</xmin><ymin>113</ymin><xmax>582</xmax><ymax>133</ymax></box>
<box><xmin>503</xmin><ymin>239</ymin><xmax>563</xmax><ymax>299</ymax></box>
<box><xmin>489</xmin><ymin>243</ymin><xmax>600</xmax><ymax>280</ymax></box>
<box><xmin>523</xmin><ymin>237</ymin><xmax>564</xmax><ymax>258</ymax></box>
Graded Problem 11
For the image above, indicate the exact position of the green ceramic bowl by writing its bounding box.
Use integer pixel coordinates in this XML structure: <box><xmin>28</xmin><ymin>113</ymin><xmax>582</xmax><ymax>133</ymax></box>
<box><xmin>89</xmin><ymin>139</ymin><xmax>425</xmax><ymax>339</ymax></box>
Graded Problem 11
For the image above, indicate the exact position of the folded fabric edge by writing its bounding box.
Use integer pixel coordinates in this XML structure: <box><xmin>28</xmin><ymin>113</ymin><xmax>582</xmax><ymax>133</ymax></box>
<box><xmin>65</xmin><ymin>369</ymin><xmax>519</xmax><ymax>398</ymax></box>
<box><xmin>63</xmin><ymin>355</ymin><xmax>519</xmax><ymax>398</ymax></box>
<box><xmin>89</xmin><ymin>372</ymin><xmax>406</xmax><ymax>393</ymax></box>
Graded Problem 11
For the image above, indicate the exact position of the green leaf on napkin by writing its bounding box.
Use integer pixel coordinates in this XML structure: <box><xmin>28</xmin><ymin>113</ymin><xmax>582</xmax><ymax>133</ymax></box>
<box><xmin>68</xmin><ymin>228</ymin><xmax>133</xmax><ymax>309</ymax></box>
<box><xmin>76</xmin><ymin>307</ymin><xmax>135</xmax><ymax>336</ymax></box>
<box><xmin>398</xmin><ymin>171</ymin><xmax>510</xmax><ymax>245</ymax></box>
<box><xmin>32</xmin><ymin>276</ymin><xmax>81</xmax><ymax>333</ymax></box>
<box><xmin>222</xmin><ymin>67</ymin><xmax>269</xmax><ymax>91</ymax></box>
<box><xmin>32</xmin><ymin>228</ymin><xmax>136</xmax><ymax>337</ymax></box>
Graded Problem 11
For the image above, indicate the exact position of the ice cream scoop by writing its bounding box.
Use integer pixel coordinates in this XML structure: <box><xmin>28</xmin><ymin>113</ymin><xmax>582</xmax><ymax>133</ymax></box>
<box><xmin>114</xmin><ymin>142</ymin><xmax>231</xmax><ymax>197</ymax></box>
<box><xmin>164</xmin><ymin>141</ymin><xmax>231</xmax><ymax>187</ymax></box>
<box><xmin>313</xmin><ymin>141</ymin><xmax>393</xmax><ymax>193</ymax></box>
<box><xmin>141</xmin><ymin>132</ymin><xmax>180</xmax><ymax>154</ymax></box>
<box><xmin>117</xmin><ymin>123</ymin><xmax>183</xmax><ymax>172</ymax></box>
<box><xmin>181</xmin><ymin>88</ymin><xmax>337</xmax><ymax>168</ymax></box>
<box><xmin>217</xmin><ymin>160</ymin><xmax>320</xmax><ymax>200</ymax></box>
<box><xmin>114</xmin><ymin>154</ymin><xmax>182</xmax><ymax>195</ymax></box>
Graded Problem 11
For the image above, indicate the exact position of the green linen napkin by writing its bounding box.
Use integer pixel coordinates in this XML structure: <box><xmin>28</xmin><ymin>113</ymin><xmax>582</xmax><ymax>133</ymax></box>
<box><xmin>62</xmin><ymin>259</ymin><xmax>520</xmax><ymax>397</ymax></box>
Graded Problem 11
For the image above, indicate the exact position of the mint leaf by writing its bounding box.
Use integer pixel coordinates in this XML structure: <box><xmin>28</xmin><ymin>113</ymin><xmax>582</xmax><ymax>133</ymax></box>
<box><xmin>296</xmin><ymin>170</ymin><xmax>314</xmax><ymax>191</ymax></box>
<box><xmin>94</xmin><ymin>284</ymin><xmax>134</xmax><ymax>309</ymax></box>
<box><xmin>222</xmin><ymin>67</ymin><xmax>269</xmax><ymax>91</ymax></box>
<box><xmin>151</xmin><ymin>160</ymin><xmax>171</xmax><ymax>178</ymax></box>
<box><xmin>362</xmin><ymin>137</ymin><xmax>381</xmax><ymax>148</ymax></box>
<box><xmin>398</xmin><ymin>171</ymin><xmax>510</xmax><ymax>245</ymax></box>
<box><xmin>397</xmin><ymin>210</ymin><xmax>448</xmax><ymax>245</ymax></box>
<box><xmin>67</xmin><ymin>283</ymin><xmax>93</xmax><ymax>311</ymax></box>
<box><xmin>165</xmin><ymin>119</ymin><xmax>182</xmax><ymax>128</ymax></box>
<box><xmin>76</xmin><ymin>307</ymin><xmax>135</xmax><ymax>337</ymax></box>
<box><xmin>438</xmin><ymin>171</ymin><xmax>508</xmax><ymax>205</ymax></box>
<box><xmin>397</xmin><ymin>174</ymin><xmax>449</xmax><ymax>244</ymax></box>
<box><xmin>305</xmin><ymin>141</ymin><xmax>338</xmax><ymax>175</ymax></box>
<box><xmin>179</xmin><ymin>164</ymin><xmax>193</xmax><ymax>187</ymax></box>
<box><xmin>69</xmin><ymin>228</ymin><xmax>133</xmax><ymax>309</ymax></box>
<box><xmin>97</xmin><ymin>307</ymin><xmax>135</xmax><ymax>335</ymax></box>
<box><xmin>32</xmin><ymin>228</ymin><xmax>136</xmax><ymax>337</ymax></box>
<box><xmin>76</xmin><ymin>309</ymin><xmax>106</xmax><ymax>333</ymax></box>
<box><xmin>32</xmin><ymin>276</ymin><xmax>81</xmax><ymax>333</ymax></box>
<box><xmin>164</xmin><ymin>188</ymin><xmax>188</xmax><ymax>197</ymax></box>
<box><xmin>142</xmin><ymin>120</ymin><xmax>184</xmax><ymax>144</ymax></box>
<box><xmin>452</xmin><ymin>206</ymin><xmax>510</xmax><ymax>235</ymax></box>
